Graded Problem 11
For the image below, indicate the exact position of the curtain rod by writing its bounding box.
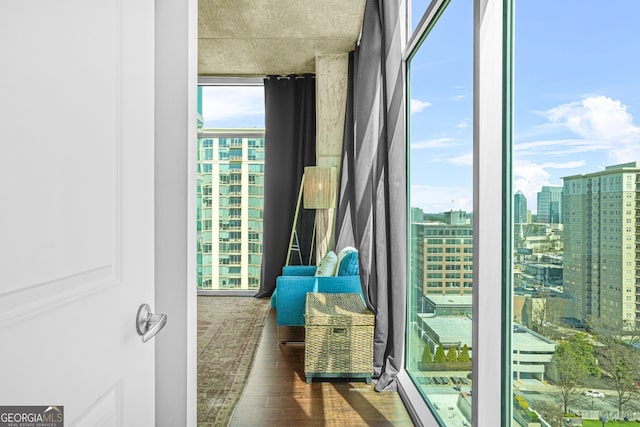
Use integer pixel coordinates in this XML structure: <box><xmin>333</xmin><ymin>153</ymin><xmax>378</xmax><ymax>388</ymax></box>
<box><xmin>267</xmin><ymin>74</ymin><xmax>316</xmax><ymax>80</ymax></box>
<box><xmin>198</xmin><ymin>76</ymin><xmax>263</xmax><ymax>85</ymax></box>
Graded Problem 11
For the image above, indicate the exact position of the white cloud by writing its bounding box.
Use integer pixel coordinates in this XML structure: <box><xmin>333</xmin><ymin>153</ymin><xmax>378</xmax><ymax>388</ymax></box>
<box><xmin>513</xmin><ymin>160</ymin><xmax>552</xmax><ymax>209</ymax></box>
<box><xmin>539</xmin><ymin>160</ymin><xmax>586</xmax><ymax>169</ymax></box>
<box><xmin>411</xmin><ymin>184</ymin><xmax>472</xmax><ymax>213</ymax></box>
<box><xmin>516</xmin><ymin>138</ymin><xmax>612</xmax><ymax>158</ymax></box>
<box><xmin>515</xmin><ymin>139</ymin><xmax>570</xmax><ymax>152</ymax></box>
<box><xmin>411</xmin><ymin>98</ymin><xmax>432</xmax><ymax>114</ymax></box>
<box><xmin>445</xmin><ymin>151</ymin><xmax>473</xmax><ymax>166</ymax></box>
<box><xmin>456</xmin><ymin>119</ymin><xmax>469</xmax><ymax>130</ymax></box>
<box><xmin>452</xmin><ymin>95</ymin><xmax>465</xmax><ymax>102</ymax></box>
<box><xmin>201</xmin><ymin>86</ymin><xmax>264</xmax><ymax>123</ymax></box>
<box><xmin>540</xmin><ymin>96</ymin><xmax>640</xmax><ymax>163</ymax></box>
<box><xmin>512</xmin><ymin>96</ymin><xmax>640</xmax><ymax>203</ymax></box>
<box><xmin>513</xmin><ymin>159</ymin><xmax>584</xmax><ymax>210</ymax></box>
<box><xmin>411</xmin><ymin>137</ymin><xmax>454</xmax><ymax>150</ymax></box>
<box><xmin>544</xmin><ymin>96</ymin><xmax>637</xmax><ymax>139</ymax></box>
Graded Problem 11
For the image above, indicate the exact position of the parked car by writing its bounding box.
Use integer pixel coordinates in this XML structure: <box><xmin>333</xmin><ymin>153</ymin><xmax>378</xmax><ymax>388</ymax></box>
<box><xmin>583</xmin><ymin>389</ymin><xmax>604</xmax><ymax>398</ymax></box>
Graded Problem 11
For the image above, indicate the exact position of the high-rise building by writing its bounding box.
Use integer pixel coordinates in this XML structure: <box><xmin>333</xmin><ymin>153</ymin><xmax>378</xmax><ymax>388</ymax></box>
<box><xmin>196</xmin><ymin>129</ymin><xmax>265</xmax><ymax>290</ymax></box>
<box><xmin>514</xmin><ymin>190</ymin><xmax>527</xmax><ymax>224</ymax></box>
<box><xmin>411</xmin><ymin>207</ymin><xmax>425</xmax><ymax>222</ymax></box>
<box><xmin>562</xmin><ymin>162</ymin><xmax>640</xmax><ymax>330</ymax></box>
<box><xmin>410</xmin><ymin>220</ymin><xmax>427</xmax><ymax>311</ymax></box>
<box><xmin>536</xmin><ymin>186</ymin><xmax>563</xmax><ymax>224</ymax></box>
<box><xmin>417</xmin><ymin>211</ymin><xmax>473</xmax><ymax>296</ymax></box>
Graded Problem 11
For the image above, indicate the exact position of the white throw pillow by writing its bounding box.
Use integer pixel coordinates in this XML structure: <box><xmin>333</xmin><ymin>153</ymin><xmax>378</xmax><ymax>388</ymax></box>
<box><xmin>335</xmin><ymin>246</ymin><xmax>357</xmax><ymax>276</ymax></box>
<box><xmin>315</xmin><ymin>251</ymin><xmax>338</xmax><ymax>276</ymax></box>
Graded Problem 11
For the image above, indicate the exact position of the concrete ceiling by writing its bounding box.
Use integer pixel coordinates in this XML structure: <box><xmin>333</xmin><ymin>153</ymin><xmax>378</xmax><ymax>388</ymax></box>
<box><xmin>198</xmin><ymin>0</ymin><xmax>366</xmax><ymax>76</ymax></box>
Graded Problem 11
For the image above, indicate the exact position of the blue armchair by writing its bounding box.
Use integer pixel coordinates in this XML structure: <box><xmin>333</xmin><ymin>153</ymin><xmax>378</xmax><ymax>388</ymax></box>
<box><xmin>272</xmin><ymin>250</ymin><xmax>363</xmax><ymax>329</ymax></box>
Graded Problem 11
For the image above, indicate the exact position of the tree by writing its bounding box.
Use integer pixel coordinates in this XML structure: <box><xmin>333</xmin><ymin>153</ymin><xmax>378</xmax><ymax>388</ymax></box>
<box><xmin>553</xmin><ymin>333</ymin><xmax>599</xmax><ymax>413</ymax></box>
<box><xmin>458</xmin><ymin>344</ymin><xmax>470</xmax><ymax>362</ymax></box>
<box><xmin>535</xmin><ymin>401</ymin><xmax>564</xmax><ymax>427</ymax></box>
<box><xmin>446</xmin><ymin>347</ymin><xmax>458</xmax><ymax>363</ymax></box>
<box><xmin>591</xmin><ymin>322</ymin><xmax>640</xmax><ymax>414</ymax></box>
<box><xmin>434</xmin><ymin>344</ymin><xmax>446</xmax><ymax>363</ymax></box>
<box><xmin>531</xmin><ymin>290</ymin><xmax>560</xmax><ymax>338</ymax></box>
<box><xmin>421</xmin><ymin>344</ymin><xmax>433</xmax><ymax>364</ymax></box>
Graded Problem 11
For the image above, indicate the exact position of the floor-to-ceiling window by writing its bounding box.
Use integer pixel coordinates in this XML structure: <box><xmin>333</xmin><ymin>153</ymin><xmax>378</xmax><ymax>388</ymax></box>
<box><xmin>406</xmin><ymin>1</ymin><xmax>474</xmax><ymax>425</ymax></box>
<box><xmin>405</xmin><ymin>1</ymin><xmax>640</xmax><ymax>425</ymax></box>
<box><xmin>402</xmin><ymin>0</ymin><xmax>508</xmax><ymax>425</ymax></box>
<box><xmin>197</xmin><ymin>82</ymin><xmax>265</xmax><ymax>291</ymax></box>
<box><xmin>510</xmin><ymin>2</ymin><xmax>640</xmax><ymax>425</ymax></box>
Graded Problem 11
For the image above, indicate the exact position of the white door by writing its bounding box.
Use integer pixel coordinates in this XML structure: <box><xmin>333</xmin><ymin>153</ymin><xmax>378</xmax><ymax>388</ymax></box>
<box><xmin>0</xmin><ymin>1</ymin><xmax>158</xmax><ymax>425</ymax></box>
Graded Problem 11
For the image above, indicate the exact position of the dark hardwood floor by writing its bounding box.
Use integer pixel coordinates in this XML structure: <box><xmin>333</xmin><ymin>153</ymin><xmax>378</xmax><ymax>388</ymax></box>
<box><xmin>229</xmin><ymin>308</ymin><xmax>415</xmax><ymax>426</ymax></box>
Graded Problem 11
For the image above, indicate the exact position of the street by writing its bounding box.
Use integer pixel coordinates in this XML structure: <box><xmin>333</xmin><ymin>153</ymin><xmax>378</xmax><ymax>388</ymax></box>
<box><xmin>515</xmin><ymin>384</ymin><xmax>640</xmax><ymax>421</ymax></box>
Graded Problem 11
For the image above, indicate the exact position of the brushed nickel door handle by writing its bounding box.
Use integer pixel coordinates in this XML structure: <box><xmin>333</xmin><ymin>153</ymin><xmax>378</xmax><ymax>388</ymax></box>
<box><xmin>136</xmin><ymin>304</ymin><xmax>168</xmax><ymax>343</ymax></box>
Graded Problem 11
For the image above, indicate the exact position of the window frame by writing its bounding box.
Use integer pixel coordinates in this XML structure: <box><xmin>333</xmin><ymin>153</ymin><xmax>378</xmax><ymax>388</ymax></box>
<box><xmin>197</xmin><ymin>78</ymin><xmax>265</xmax><ymax>295</ymax></box>
<box><xmin>397</xmin><ymin>0</ymin><xmax>512</xmax><ymax>425</ymax></box>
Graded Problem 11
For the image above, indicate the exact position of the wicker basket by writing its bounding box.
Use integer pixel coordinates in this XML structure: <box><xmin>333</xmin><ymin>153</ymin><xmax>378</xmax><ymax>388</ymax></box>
<box><xmin>304</xmin><ymin>293</ymin><xmax>374</xmax><ymax>384</ymax></box>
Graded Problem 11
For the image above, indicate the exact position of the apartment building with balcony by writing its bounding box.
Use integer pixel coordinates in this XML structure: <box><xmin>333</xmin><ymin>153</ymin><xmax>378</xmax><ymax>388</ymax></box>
<box><xmin>197</xmin><ymin>130</ymin><xmax>265</xmax><ymax>290</ymax></box>
<box><xmin>563</xmin><ymin>162</ymin><xmax>640</xmax><ymax>330</ymax></box>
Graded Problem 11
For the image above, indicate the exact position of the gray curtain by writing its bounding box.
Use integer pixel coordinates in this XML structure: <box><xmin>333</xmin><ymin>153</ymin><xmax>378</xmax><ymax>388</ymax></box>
<box><xmin>334</xmin><ymin>0</ymin><xmax>406</xmax><ymax>391</ymax></box>
<box><xmin>255</xmin><ymin>75</ymin><xmax>316</xmax><ymax>298</ymax></box>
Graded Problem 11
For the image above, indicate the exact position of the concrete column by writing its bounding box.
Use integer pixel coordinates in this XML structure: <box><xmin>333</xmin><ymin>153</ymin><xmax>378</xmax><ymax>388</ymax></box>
<box><xmin>315</xmin><ymin>54</ymin><xmax>348</xmax><ymax>260</ymax></box>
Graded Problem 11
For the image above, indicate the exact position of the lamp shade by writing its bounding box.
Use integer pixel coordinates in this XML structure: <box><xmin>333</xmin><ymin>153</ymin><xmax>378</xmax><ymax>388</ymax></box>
<box><xmin>303</xmin><ymin>166</ymin><xmax>337</xmax><ymax>209</ymax></box>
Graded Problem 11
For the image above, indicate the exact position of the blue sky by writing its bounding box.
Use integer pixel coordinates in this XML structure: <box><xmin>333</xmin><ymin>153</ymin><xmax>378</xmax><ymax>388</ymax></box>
<box><xmin>201</xmin><ymin>86</ymin><xmax>264</xmax><ymax>129</ymax></box>
<box><xmin>511</xmin><ymin>1</ymin><xmax>640</xmax><ymax>213</ymax></box>
<box><xmin>409</xmin><ymin>0</ymin><xmax>640</xmax><ymax>213</ymax></box>
<box><xmin>409</xmin><ymin>0</ymin><xmax>473</xmax><ymax>213</ymax></box>
<box><xmin>202</xmin><ymin>1</ymin><xmax>640</xmax><ymax>215</ymax></box>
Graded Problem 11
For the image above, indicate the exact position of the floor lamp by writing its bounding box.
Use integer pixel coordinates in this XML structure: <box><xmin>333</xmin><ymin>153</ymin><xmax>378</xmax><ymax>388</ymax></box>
<box><xmin>286</xmin><ymin>166</ymin><xmax>337</xmax><ymax>265</ymax></box>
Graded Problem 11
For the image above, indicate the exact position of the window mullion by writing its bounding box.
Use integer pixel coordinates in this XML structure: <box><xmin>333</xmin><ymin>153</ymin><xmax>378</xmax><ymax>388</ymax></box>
<box><xmin>472</xmin><ymin>0</ymin><xmax>509</xmax><ymax>425</ymax></box>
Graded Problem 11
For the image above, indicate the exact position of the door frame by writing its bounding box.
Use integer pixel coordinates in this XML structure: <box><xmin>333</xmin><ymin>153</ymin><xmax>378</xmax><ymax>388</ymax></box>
<box><xmin>155</xmin><ymin>1</ymin><xmax>198</xmax><ymax>426</ymax></box>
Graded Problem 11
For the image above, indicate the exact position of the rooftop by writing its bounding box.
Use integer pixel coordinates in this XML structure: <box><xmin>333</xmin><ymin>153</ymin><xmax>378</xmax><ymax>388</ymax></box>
<box><xmin>419</xmin><ymin>315</ymin><xmax>473</xmax><ymax>347</ymax></box>
<box><xmin>426</xmin><ymin>295</ymin><xmax>473</xmax><ymax>307</ymax></box>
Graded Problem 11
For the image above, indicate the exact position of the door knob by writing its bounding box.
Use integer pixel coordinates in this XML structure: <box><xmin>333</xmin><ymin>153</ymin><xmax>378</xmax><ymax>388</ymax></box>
<box><xmin>136</xmin><ymin>304</ymin><xmax>168</xmax><ymax>343</ymax></box>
